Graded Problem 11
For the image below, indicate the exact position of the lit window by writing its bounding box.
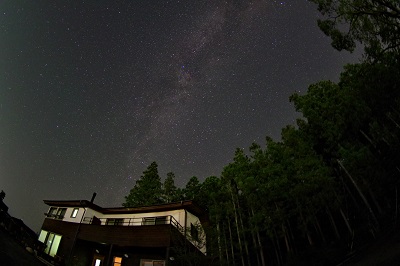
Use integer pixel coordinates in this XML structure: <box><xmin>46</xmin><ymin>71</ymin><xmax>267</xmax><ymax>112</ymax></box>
<box><xmin>38</xmin><ymin>230</ymin><xmax>48</xmax><ymax>243</ymax></box>
<box><xmin>38</xmin><ymin>231</ymin><xmax>62</xmax><ymax>257</ymax></box>
<box><xmin>71</xmin><ymin>208</ymin><xmax>79</xmax><ymax>218</ymax></box>
<box><xmin>113</xmin><ymin>256</ymin><xmax>122</xmax><ymax>266</ymax></box>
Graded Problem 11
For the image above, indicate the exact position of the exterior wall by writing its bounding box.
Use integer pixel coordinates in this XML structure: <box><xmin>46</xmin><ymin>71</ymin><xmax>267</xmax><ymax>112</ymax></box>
<box><xmin>45</xmin><ymin>206</ymin><xmax>191</xmax><ymax>230</ymax></box>
<box><xmin>185</xmin><ymin>211</ymin><xmax>206</xmax><ymax>254</ymax></box>
<box><xmin>72</xmin><ymin>239</ymin><xmax>167</xmax><ymax>266</ymax></box>
<box><xmin>41</xmin><ymin>203</ymin><xmax>207</xmax><ymax>264</ymax></box>
<box><xmin>63</xmin><ymin>207</ymin><xmax>85</xmax><ymax>223</ymax></box>
<box><xmin>40</xmin><ymin>218</ymin><xmax>79</xmax><ymax>262</ymax></box>
<box><xmin>82</xmin><ymin>207</ymin><xmax>102</xmax><ymax>221</ymax></box>
<box><xmin>41</xmin><ymin>218</ymin><xmax>177</xmax><ymax>265</ymax></box>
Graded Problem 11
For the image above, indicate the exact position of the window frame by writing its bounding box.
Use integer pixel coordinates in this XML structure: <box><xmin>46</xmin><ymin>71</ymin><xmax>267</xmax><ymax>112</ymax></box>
<box><xmin>190</xmin><ymin>223</ymin><xmax>199</xmax><ymax>241</ymax></box>
<box><xmin>113</xmin><ymin>256</ymin><xmax>122</xmax><ymax>266</ymax></box>
<box><xmin>55</xmin><ymin>208</ymin><xmax>67</xmax><ymax>219</ymax></box>
<box><xmin>71</xmin><ymin>208</ymin><xmax>79</xmax><ymax>218</ymax></box>
<box><xmin>140</xmin><ymin>259</ymin><xmax>165</xmax><ymax>266</ymax></box>
<box><xmin>106</xmin><ymin>218</ymin><xmax>124</xmax><ymax>225</ymax></box>
<box><xmin>38</xmin><ymin>230</ymin><xmax>62</xmax><ymax>257</ymax></box>
<box><xmin>142</xmin><ymin>216</ymin><xmax>168</xmax><ymax>225</ymax></box>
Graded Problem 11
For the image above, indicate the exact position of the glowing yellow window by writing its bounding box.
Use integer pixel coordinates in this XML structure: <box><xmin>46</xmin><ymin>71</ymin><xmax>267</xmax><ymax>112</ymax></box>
<box><xmin>113</xmin><ymin>257</ymin><xmax>122</xmax><ymax>266</ymax></box>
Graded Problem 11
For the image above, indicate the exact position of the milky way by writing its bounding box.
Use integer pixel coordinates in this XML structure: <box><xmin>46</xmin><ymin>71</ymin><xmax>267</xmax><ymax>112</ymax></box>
<box><xmin>0</xmin><ymin>0</ymin><xmax>361</xmax><ymax>231</ymax></box>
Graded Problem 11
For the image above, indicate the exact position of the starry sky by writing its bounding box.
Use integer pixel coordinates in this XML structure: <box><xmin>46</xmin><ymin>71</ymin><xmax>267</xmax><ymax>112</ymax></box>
<box><xmin>1</xmin><ymin>0</ymin><xmax>361</xmax><ymax>232</ymax></box>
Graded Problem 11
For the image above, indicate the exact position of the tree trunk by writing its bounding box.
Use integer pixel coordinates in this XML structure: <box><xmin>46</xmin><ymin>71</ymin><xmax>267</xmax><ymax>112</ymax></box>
<box><xmin>216</xmin><ymin>220</ymin><xmax>223</xmax><ymax>264</ymax></box>
<box><xmin>342</xmin><ymin>181</ymin><xmax>362</xmax><ymax>210</ymax></box>
<box><xmin>229</xmin><ymin>185</ymin><xmax>246</xmax><ymax>266</ymax></box>
<box><xmin>326</xmin><ymin>207</ymin><xmax>341</xmax><ymax>240</ymax></box>
<box><xmin>250</xmin><ymin>206</ymin><xmax>266</xmax><ymax>266</ymax></box>
<box><xmin>282</xmin><ymin>224</ymin><xmax>291</xmax><ymax>253</ymax></box>
<box><xmin>287</xmin><ymin>220</ymin><xmax>297</xmax><ymax>255</ymax></box>
<box><xmin>368</xmin><ymin>187</ymin><xmax>383</xmax><ymax>215</ymax></box>
<box><xmin>337</xmin><ymin>159</ymin><xmax>380</xmax><ymax>232</ymax></box>
<box><xmin>227</xmin><ymin>221</ymin><xmax>236</xmax><ymax>266</ymax></box>
<box><xmin>222</xmin><ymin>223</ymin><xmax>231</xmax><ymax>266</ymax></box>
<box><xmin>339</xmin><ymin>207</ymin><xmax>353</xmax><ymax>234</ymax></box>
<box><xmin>234</xmin><ymin>191</ymin><xmax>251</xmax><ymax>266</ymax></box>
<box><xmin>314</xmin><ymin>215</ymin><xmax>326</xmax><ymax>244</ymax></box>
<box><xmin>228</xmin><ymin>184</ymin><xmax>246</xmax><ymax>266</ymax></box>
<box><xmin>395</xmin><ymin>186</ymin><xmax>398</xmax><ymax>226</ymax></box>
<box><xmin>298</xmin><ymin>204</ymin><xmax>314</xmax><ymax>246</ymax></box>
<box><xmin>274</xmin><ymin>228</ymin><xmax>284</xmax><ymax>266</ymax></box>
<box><xmin>248</xmin><ymin>209</ymin><xmax>261</xmax><ymax>266</ymax></box>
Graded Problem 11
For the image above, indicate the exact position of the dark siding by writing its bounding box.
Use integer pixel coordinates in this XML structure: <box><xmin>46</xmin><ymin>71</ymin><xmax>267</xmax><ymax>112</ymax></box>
<box><xmin>78</xmin><ymin>223</ymin><xmax>172</xmax><ymax>247</ymax></box>
<box><xmin>41</xmin><ymin>218</ymin><xmax>78</xmax><ymax>259</ymax></box>
<box><xmin>41</xmin><ymin>218</ymin><xmax>173</xmax><ymax>247</ymax></box>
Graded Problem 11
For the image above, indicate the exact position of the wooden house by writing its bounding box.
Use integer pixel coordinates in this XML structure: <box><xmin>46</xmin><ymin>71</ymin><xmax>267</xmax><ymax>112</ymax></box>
<box><xmin>38</xmin><ymin>197</ymin><xmax>207</xmax><ymax>266</ymax></box>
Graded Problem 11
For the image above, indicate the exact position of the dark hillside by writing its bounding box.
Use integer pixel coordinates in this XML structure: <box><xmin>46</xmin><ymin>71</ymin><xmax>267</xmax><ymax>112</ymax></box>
<box><xmin>0</xmin><ymin>229</ymin><xmax>46</xmax><ymax>266</ymax></box>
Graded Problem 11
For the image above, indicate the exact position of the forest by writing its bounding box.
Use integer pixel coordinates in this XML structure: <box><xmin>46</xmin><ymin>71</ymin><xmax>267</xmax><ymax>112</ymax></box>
<box><xmin>123</xmin><ymin>0</ymin><xmax>400</xmax><ymax>265</ymax></box>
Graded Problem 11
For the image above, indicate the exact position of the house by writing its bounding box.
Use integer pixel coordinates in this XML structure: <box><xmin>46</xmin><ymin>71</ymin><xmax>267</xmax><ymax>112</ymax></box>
<box><xmin>38</xmin><ymin>195</ymin><xmax>207</xmax><ymax>266</ymax></box>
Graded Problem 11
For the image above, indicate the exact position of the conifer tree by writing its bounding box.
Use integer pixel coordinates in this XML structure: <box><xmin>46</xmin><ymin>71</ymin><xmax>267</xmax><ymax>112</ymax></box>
<box><xmin>162</xmin><ymin>172</ymin><xmax>178</xmax><ymax>203</ymax></box>
<box><xmin>123</xmin><ymin>162</ymin><xmax>163</xmax><ymax>207</ymax></box>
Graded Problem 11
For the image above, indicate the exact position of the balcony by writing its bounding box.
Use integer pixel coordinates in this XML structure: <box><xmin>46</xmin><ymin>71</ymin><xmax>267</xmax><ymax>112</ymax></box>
<box><xmin>80</xmin><ymin>215</ymin><xmax>184</xmax><ymax>231</ymax></box>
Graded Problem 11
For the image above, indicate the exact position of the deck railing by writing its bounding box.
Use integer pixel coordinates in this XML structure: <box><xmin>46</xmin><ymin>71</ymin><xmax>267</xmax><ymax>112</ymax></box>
<box><xmin>81</xmin><ymin>215</ymin><xmax>184</xmax><ymax>232</ymax></box>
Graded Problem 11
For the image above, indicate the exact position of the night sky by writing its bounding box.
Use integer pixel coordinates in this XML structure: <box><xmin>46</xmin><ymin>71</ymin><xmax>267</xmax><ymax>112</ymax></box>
<box><xmin>1</xmin><ymin>0</ymin><xmax>361</xmax><ymax>232</ymax></box>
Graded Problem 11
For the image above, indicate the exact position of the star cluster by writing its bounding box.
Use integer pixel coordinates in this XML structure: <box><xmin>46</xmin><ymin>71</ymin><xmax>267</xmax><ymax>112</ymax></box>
<box><xmin>0</xmin><ymin>0</ymin><xmax>360</xmax><ymax>231</ymax></box>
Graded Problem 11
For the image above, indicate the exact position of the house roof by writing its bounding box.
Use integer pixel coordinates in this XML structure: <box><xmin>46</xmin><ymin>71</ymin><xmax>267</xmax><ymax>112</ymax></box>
<box><xmin>43</xmin><ymin>199</ymin><xmax>207</xmax><ymax>219</ymax></box>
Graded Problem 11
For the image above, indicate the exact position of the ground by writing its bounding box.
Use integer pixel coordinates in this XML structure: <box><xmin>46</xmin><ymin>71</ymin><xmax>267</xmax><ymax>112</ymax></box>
<box><xmin>342</xmin><ymin>228</ymin><xmax>400</xmax><ymax>266</ymax></box>
<box><xmin>1</xmin><ymin>225</ymin><xmax>400</xmax><ymax>265</ymax></box>
<box><xmin>0</xmin><ymin>228</ymin><xmax>46</xmax><ymax>266</ymax></box>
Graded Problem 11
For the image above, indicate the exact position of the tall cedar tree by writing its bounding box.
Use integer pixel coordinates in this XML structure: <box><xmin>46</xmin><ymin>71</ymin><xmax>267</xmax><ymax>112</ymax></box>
<box><xmin>123</xmin><ymin>162</ymin><xmax>163</xmax><ymax>207</ymax></box>
<box><xmin>162</xmin><ymin>172</ymin><xmax>179</xmax><ymax>203</ymax></box>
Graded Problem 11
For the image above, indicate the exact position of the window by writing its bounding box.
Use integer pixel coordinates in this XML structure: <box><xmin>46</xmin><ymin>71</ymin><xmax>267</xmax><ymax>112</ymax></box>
<box><xmin>38</xmin><ymin>230</ymin><xmax>48</xmax><ymax>243</ymax></box>
<box><xmin>140</xmin><ymin>260</ymin><xmax>165</xmax><ymax>266</ymax></box>
<box><xmin>155</xmin><ymin>216</ymin><xmax>168</xmax><ymax>225</ymax></box>
<box><xmin>91</xmin><ymin>255</ymin><xmax>104</xmax><ymax>266</ymax></box>
<box><xmin>71</xmin><ymin>208</ymin><xmax>79</xmax><ymax>218</ymax></box>
<box><xmin>38</xmin><ymin>230</ymin><xmax>62</xmax><ymax>257</ymax></box>
<box><xmin>142</xmin><ymin>217</ymin><xmax>155</xmax><ymax>225</ymax></box>
<box><xmin>191</xmin><ymin>223</ymin><xmax>199</xmax><ymax>241</ymax></box>
<box><xmin>47</xmin><ymin>207</ymin><xmax>66</xmax><ymax>219</ymax></box>
<box><xmin>106</xmin><ymin>218</ymin><xmax>123</xmax><ymax>225</ymax></box>
<box><xmin>142</xmin><ymin>216</ymin><xmax>168</xmax><ymax>225</ymax></box>
<box><xmin>48</xmin><ymin>207</ymin><xmax>57</xmax><ymax>217</ymax></box>
<box><xmin>113</xmin><ymin>256</ymin><xmax>122</xmax><ymax>266</ymax></box>
<box><xmin>55</xmin><ymin>208</ymin><xmax>67</xmax><ymax>219</ymax></box>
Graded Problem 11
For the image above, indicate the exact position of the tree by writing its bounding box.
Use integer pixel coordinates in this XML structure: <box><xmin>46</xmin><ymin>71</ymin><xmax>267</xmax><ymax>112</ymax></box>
<box><xmin>183</xmin><ymin>176</ymin><xmax>202</xmax><ymax>201</ymax></box>
<box><xmin>162</xmin><ymin>172</ymin><xmax>179</xmax><ymax>203</ymax></box>
<box><xmin>311</xmin><ymin>0</ymin><xmax>400</xmax><ymax>59</ymax></box>
<box><xmin>123</xmin><ymin>162</ymin><xmax>163</xmax><ymax>207</ymax></box>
